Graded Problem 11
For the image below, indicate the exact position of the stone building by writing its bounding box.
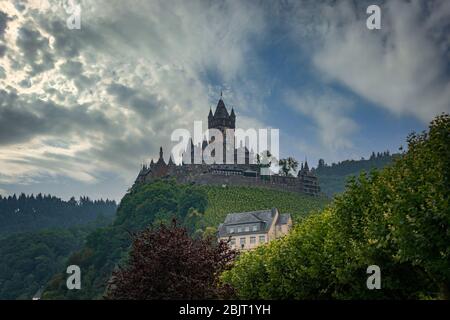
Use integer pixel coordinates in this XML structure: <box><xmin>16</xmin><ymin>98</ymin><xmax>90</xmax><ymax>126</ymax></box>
<box><xmin>217</xmin><ymin>208</ymin><xmax>292</xmax><ymax>250</ymax></box>
<box><xmin>134</xmin><ymin>96</ymin><xmax>321</xmax><ymax>196</ymax></box>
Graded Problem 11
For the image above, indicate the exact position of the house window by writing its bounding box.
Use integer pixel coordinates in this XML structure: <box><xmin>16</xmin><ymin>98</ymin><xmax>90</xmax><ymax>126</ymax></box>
<box><xmin>240</xmin><ymin>237</ymin><xmax>246</xmax><ymax>245</ymax></box>
<box><xmin>250</xmin><ymin>236</ymin><xmax>256</xmax><ymax>244</ymax></box>
<box><xmin>259</xmin><ymin>235</ymin><xmax>265</xmax><ymax>243</ymax></box>
<box><xmin>230</xmin><ymin>238</ymin><xmax>236</xmax><ymax>246</ymax></box>
<box><xmin>252</xmin><ymin>225</ymin><xmax>258</xmax><ymax>231</ymax></box>
<box><xmin>245</xmin><ymin>226</ymin><xmax>250</xmax><ymax>232</ymax></box>
<box><xmin>237</xmin><ymin>227</ymin><xmax>242</xmax><ymax>233</ymax></box>
<box><xmin>229</xmin><ymin>227</ymin><xmax>234</xmax><ymax>233</ymax></box>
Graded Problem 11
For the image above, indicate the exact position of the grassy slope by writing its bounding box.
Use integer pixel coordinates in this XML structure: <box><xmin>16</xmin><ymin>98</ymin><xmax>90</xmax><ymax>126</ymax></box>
<box><xmin>200</xmin><ymin>185</ymin><xmax>330</xmax><ymax>227</ymax></box>
<box><xmin>42</xmin><ymin>183</ymin><xmax>329</xmax><ymax>299</ymax></box>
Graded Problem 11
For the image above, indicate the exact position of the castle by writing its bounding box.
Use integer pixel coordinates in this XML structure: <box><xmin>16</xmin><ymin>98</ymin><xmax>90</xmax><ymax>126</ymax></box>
<box><xmin>134</xmin><ymin>96</ymin><xmax>321</xmax><ymax>196</ymax></box>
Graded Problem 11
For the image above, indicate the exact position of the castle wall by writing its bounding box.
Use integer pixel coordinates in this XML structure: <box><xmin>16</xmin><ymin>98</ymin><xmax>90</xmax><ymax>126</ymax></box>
<box><xmin>135</xmin><ymin>97</ymin><xmax>321</xmax><ymax>196</ymax></box>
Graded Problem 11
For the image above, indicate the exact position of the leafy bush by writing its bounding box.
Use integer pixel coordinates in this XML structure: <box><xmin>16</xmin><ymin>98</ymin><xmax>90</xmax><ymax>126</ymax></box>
<box><xmin>222</xmin><ymin>114</ymin><xmax>449</xmax><ymax>300</ymax></box>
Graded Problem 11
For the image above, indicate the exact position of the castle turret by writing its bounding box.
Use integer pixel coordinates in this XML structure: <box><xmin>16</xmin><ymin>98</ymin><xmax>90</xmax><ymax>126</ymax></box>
<box><xmin>230</xmin><ymin>108</ymin><xmax>236</xmax><ymax>127</ymax></box>
<box><xmin>156</xmin><ymin>146</ymin><xmax>166</xmax><ymax>166</ymax></box>
<box><xmin>208</xmin><ymin>107</ymin><xmax>213</xmax><ymax>120</ymax></box>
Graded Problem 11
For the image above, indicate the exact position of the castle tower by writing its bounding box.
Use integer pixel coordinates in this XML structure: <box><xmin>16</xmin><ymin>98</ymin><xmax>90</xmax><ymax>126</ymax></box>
<box><xmin>208</xmin><ymin>95</ymin><xmax>236</xmax><ymax>138</ymax></box>
<box><xmin>207</xmin><ymin>94</ymin><xmax>237</xmax><ymax>164</ymax></box>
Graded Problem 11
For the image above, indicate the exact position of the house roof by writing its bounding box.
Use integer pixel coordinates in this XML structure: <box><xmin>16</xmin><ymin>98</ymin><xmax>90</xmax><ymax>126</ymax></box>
<box><xmin>276</xmin><ymin>213</ymin><xmax>291</xmax><ymax>225</ymax></box>
<box><xmin>218</xmin><ymin>208</ymin><xmax>290</xmax><ymax>238</ymax></box>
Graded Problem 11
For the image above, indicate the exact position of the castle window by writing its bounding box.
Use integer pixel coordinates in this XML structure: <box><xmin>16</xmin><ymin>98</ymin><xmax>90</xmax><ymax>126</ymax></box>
<box><xmin>252</xmin><ymin>225</ymin><xmax>258</xmax><ymax>231</ymax></box>
<box><xmin>229</xmin><ymin>227</ymin><xmax>234</xmax><ymax>234</ymax></box>
<box><xmin>240</xmin><ymin>238</ymin><xmax>246</xmax><ymax>245</ymax></box>
<box><xmin>230</xmin><ymin>238</ymin><xmax>236</xmax><ymax>246</ymax></box>
<box><xmin>250</xmin><ymin>237</ymin><xmax>256</xmax><ymax>244</ymax></box>
<box><xmin>259</xmin><ymin>235</ymin><xmax>266</xmax><ymax>243</ymax></box>
<box><xmin>237</xmin><ymin>227</ymin><xmax>242</xmax><ymax>233</ymax></box>
<box><xmin>245</xmin><ymin>226</ymin><xmax>250</xmax><ymax>232</ymax></box>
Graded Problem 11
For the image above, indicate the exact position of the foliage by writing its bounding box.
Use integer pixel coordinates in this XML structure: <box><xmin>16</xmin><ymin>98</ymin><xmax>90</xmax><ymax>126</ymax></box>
<box><xmin>43</xmin><ymin>180</ymin><xmax>327</xmax><ymax>299</ymax></box>
<box><xmin>0</xmin><ymin>227</ymin><xmax>93</xmax><ymax>299</ymax></box>
<box><xmin>105</xmin><ymin>221</ymin><xmax>236</xmax><ymax>299</ymax></box>
<box><xmin>222</xmin><ymin>114</ymin><xmax>449</xmax><ymax>300</ymax></box>
<box><xmin>313</xmin><ymin>151</ymin><xmax>398</xmax><ymax>196</ymax></box>
<box><xmin>279</xmin><ymin>157</ymin><xmax>299</xmax><ymax>176</ymax></box>
<box><xmin>42</xmin><ymin>180</ymin><xmax>210</xmax><ymax>299</ymax></box>
<box><xmin>0</xmin><ymin>193</ymin><xmax>116</xmax><ymax>236</ymax></box>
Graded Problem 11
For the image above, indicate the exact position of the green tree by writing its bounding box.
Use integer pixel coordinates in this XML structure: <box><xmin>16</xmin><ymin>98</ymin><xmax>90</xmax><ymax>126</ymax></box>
<box><xmin>222</xmin><ymin>114</ymin><xmax>450</xmax><ymax>300</ymax></box>
<box><xmin>278</xmin><ymin>157</ymin><xmax>299</xmax><ymax>176</ymax></box>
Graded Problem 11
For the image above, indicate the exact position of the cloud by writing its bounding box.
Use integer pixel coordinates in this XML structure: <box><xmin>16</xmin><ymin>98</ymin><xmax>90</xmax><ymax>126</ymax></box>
<box><xmin>284</xmin><ymin>88</ymin><xmax>358</xmax><ymax>151</ymax></box>
<box><xmin>0</xmin><ymin>0</ymin><xmax>271</xmax><ymax>198</ymax></box>
<box><xmin>0</xmin><ymin>88</ymin><xmax>113</xmax><ymax>145</ymax></box>
<box><xmin>1</xmin><ymin>0</ymin><xmax>447</xmax><ymax>200</ymax></box>
<box><xmin>311</xmin><ymin>0</ymin><xmax>450</xmax><ymax>122</ymax></box>
<box><xmin>15</xmin><ymin>24</ymin><xmax>55</xmax><ymax>76</ymax></box>
<box><xmin>0</xmin><ymin>10</ymin><xmax>11</xmax><ymax>39</ymax></box>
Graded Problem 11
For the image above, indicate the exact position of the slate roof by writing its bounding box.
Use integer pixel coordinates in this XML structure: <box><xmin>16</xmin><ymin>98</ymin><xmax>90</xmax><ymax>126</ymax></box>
<box><xmin>213</xmin><ymin>98</ymin><xmax>230</xmax><ymax>118</ymax></box>
<box><xmin>218</xmin><ymin>208</ymin><xmax>291</xmax><ymax>238</ymax></box>
<box><xmin>276</xmin><ymin>213</ymin><xmax>291</xmax><ymax>225</ymax></box>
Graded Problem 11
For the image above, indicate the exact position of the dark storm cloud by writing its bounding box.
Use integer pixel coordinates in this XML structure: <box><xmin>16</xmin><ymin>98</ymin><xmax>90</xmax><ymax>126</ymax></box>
<box><xmin>13</xmin><ymin>1</ymin><xmax>26</xmax><ymax>12</ymax></box>
<box><xmin>59</xmin><ymin>60</ymin><xmax>83</xmax><ymax>78</ymax></box>
<box><xmin>0</xmin><ymin>89</ymin><xmax>111</xmax><ymax>146</ymax></box>
<box><xmin>15</xmin><ymin>24</ymin><xmax>55</xmax><ymax>76</ymax></box>
<box><xmin>0</xmin><ymin>44</ymin><xmax>6</xmax><ymax>57</ymax></box>
<box><xmin>59</xmin><ymin>60</ymin><xmax>98</xmax><ymax>92</ymax></box>
<box><xmin>76</xmin><ymin>136</ymin><xmax>158</xmax><ymax>173</ymax></box>
<box><xmin>0</xmin><ymin>11</ymin><xmax>10</xmax><ymax>39</ymax></box>
<box><xmin>18</xmin><ymin>78</ymin><xmax>31</xmax><ymax>88</ymax></box>
<box><xmin>0</xmin><ymin>10</ymin><xmax>11</xmax><ymax>57</ymax></box>
<box><xmin>107</xmin><ymin>83</ymin><xmax>164</xmax><ymax>117</ymax></box>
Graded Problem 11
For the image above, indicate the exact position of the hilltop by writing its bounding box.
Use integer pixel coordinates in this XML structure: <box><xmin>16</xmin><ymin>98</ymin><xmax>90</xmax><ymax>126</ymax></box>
<box><xmin>43</xmin><ymin>181</ymin><xmax>328</xmax><ymax>299</ymax></box>
<box><xmin>313</xmin><ymin>151</ymin><xmax>398</xmax><ymax>196</ymax></box>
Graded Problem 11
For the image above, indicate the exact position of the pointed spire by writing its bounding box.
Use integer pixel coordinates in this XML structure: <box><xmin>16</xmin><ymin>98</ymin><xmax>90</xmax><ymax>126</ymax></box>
<box><xmin>304</xmin><ymin>157</ymin><xmax>309</xmax><ymax>172</ymax></box>
<box><xmin>159</xmin><ymin>146</ymin><xmax>163</xmax><ymax>160</ymax></box>
<box><xmin>230</xmin><ymin>107</ymin><xmax>235</xmax><ymax>118</ymax></box>
<box><xmin>214</xmin><ymin>97</ymin><xmax>229</xmax><ymax>118</ymax></box>
<box><xmin>208</xmin><ymin>107</ymin><xmax>213</xmax><ymax>118</ymax></box>
<box><xmin>168</xmin><ymin>155</ymin><xmax>175</xmax><ymax>166</ymax></box>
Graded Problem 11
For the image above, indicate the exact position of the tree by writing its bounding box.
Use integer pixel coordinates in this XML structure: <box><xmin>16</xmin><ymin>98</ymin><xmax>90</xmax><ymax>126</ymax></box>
<box><xmin>105</xmin><ymin>220</ymin><xmax>237</xmax><ymax>299</ymax></box>
<box><xmin>317</xmin><ymin>158</ymin><xmax>326</xmax><ymax>169</ymax></box>
<box><xmin>379</xmin><ymin>113</ymin><xmax>450</xmax><ymax>299</ymax></box>
<box><xmin>222</xmin><ymin>114</ymin><xmax>450</xmax><ymax>300</ymax></box>
<box><xmin>279</xmin><ymin>157</ymin><xmax>299</xmax><ymax>176</ymax></box>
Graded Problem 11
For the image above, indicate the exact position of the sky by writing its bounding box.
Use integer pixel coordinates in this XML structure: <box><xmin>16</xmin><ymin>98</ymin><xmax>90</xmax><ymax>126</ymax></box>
<box><xmin>0</xmin><ymin>0</ymin><xmax>449</xmax><ymax>201</ymax></box>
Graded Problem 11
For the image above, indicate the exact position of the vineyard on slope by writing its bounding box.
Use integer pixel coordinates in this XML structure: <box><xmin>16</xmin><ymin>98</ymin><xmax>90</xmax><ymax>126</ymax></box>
<box><xmin>200</xmin><ymin>185</ymin><xmax>330</xmax><ymax>227</ymax></box>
